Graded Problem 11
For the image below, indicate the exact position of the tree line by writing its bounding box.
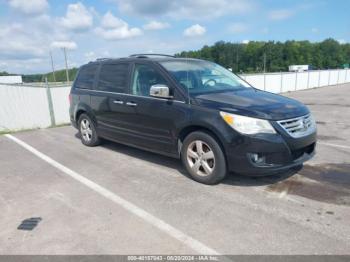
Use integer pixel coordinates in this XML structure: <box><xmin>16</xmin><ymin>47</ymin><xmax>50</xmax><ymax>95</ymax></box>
<box><xmin>1</xmin><ymin>38</ymin><xmax>349</xmax><ymax>82</ymax></box>
<box><xmin>176</xmin><ymin>38</ymin><xmax>350</xmax><ymax>73</ymax></box>
<box><xmin>1</xmin><ymin>68</ymin><xmax>78</xmax><ymax>83</ymax></box>
<box><xmin>22</xmin><ymin>68</ymin><xmax>79</xmax><ymax>83</ymax></box>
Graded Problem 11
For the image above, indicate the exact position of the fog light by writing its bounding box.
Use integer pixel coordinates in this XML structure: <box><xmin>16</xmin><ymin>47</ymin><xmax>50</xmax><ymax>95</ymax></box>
<box><xmin>249</xmin><ymin>153</ymin><xmax>266</xmax><ymax>164</ymax></box>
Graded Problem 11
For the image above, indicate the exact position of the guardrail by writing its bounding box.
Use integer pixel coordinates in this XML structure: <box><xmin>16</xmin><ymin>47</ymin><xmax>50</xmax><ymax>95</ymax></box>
<box><xmin>0</xmin><ymin>69</ymin><xmax>349</xmax><ymax>132</ymax></box>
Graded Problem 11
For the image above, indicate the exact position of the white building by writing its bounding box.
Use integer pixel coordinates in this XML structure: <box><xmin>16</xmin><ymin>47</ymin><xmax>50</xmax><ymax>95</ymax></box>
<box><xmin>288</xmin><ymin>65</ymin><xmax>310</xmax><ymax>72</ymax></box>
<box><xmin>0</xmin><ymin>75</ymin><xmax>23</xmax><ymax>84</ymax></box>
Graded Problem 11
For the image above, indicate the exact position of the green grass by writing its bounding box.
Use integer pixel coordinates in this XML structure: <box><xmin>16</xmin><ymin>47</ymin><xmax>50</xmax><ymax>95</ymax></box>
<box><xmin>0</xmin><ymin>130</ymin><xmax>11</xmax><ymax>135</ymax></box>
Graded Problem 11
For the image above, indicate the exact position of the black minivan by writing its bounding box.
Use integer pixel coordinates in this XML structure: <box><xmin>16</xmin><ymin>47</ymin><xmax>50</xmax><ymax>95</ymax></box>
<box><xmin>69</xmin><ymin>54</ymin><xmax>316</xmax><ymax>184</ymax></box>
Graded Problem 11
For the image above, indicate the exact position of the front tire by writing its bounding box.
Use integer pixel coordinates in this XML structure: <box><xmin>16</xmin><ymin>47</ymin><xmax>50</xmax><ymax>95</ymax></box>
<box><xmin>78</xmin><ymin>113</ymin><xmax>100</xmax><ymax>147</ymax></box>
<box><xmin>181</xmin><ymin>131</ymin><xmax>227</xmax><ymax>185</ymax></box>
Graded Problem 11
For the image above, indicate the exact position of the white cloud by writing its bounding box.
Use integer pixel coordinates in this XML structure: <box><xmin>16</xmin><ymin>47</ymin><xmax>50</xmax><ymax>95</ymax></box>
<box><xmin>228</xmin><ymin>23</ymin><xmax>248</xmax><ymax>34</ymax></box>
<box><xmin>0</xmin><ymin>16</ymin><xmax>78</xmax><ymax>73</ymax></box>
<box><xmin>143</xmin><ymin>21</ymin><xmax>170</xmax><ymax>30</ymax></box>
<box><xmin>95</xmin><ymin>12</ymin><xmax>142</xmax><ymax>40</ymax></box>
<box><xmin>60</xmin><ymin>2</ymin><xmax>93</xmax><ymax>31</ymax></box>
<box><xmin>51</xmin><ymin>41</ymin><xmax>77</xmax><ymax>50</ymax></box>
<box><xmin>85</xmin><ymin>51</ymin><xmax>95</xmax><ymax>58</ymax></box>
<box><xmin>242</xmin><ymin>40</ymin><xmax>250</xmax><ymax>44</ymax></box>
<box><xmin>0</xmin><ymin>23</ymin><xmax>46</xmax><ymax>59</ymax></box>
<box><xmin>116</xmin><ymin>0</ymin><xmax>254</xmax><ymax>20</ymax></box>
<box><xmin>2</xmin><ymin>58</ymin><xmax>46</xmax><ymax>74</ymax></box>
<box><xmin>84</xmin><ymin>51</ymin><xmax>97</xmax><ymax>61</ymax></box>
<box><xmin>268</xmin><ymin>9</ymin><xmax>294</xmax><ymax>20</ymax></box>
<box><xmin>337</xmin><ymin>39</ymin><xmax>346</xmax><ymax>44</ymax></box>
<box><xmin>100</xmin><ymin>11</ymin><xmax>126</xmax><ymax>29</ymax></box>
<box><xmin>8</xmin><ymin>0</ymin><xmax>48</xmax><ymax>14</ymax></box>
<box><xmin>311</xmin><ymin>27</ymin><xmax>319</xmax><ymax>33</ymax></box>
<box><xmin>183</xmin><ymin>24</ymin><xmax>206</xmax><ymax>37</ymax></box>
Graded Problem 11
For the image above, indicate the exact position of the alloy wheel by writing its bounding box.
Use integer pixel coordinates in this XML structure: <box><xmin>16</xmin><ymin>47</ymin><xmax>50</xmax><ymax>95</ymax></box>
<box><xmin>186</xmin><ymin>140</ymin><xmax>215</xmax><ymax>176</ymax></box>
<box><xmin>80</xmin><ymin>118</ymin><xmax>93</xmax><ymax>142</ymax></box>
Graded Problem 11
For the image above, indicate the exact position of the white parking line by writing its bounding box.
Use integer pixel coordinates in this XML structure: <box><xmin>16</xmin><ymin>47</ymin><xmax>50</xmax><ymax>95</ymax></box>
<box><xmin>318</xmin><ymin>141</ymin><xmax>350</xmax><ymax>150</ymax></box>
<box><xmin>5</xmin><ymin>134</ymin><xmax>219</xmax><ymax>255</ymax></box>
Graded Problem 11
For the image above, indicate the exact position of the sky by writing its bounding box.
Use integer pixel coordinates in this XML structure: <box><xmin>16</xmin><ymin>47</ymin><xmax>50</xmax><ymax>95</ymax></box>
<box><xmin>0</xmin><ymin>0</ymin><xmax>349</xmax><ymax>74</ymax></box>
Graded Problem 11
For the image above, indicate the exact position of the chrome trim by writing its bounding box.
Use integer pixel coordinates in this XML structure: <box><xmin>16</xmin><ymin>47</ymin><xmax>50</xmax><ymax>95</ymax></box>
<box><xmin>75</xmin><ymin>88</ymin><xmax>186</xmax><ymax>104</ymax></box>
<box><xmin>150</xmin><ymin>84</ymin><xmax>172</xmax><ymax>99</ymax></box>
<box><xmin>113</xmin><ymin>100</ymin><xmax>124</xmax><ymax>105</ymax></box>
<box><xmin>277</xmin><ymin>114</ymin><xmax>316</xmax><ymax>138</ymax></box>
<box><xmin>126</xmin><ymin>102</ymin><xmax>137</xmax><ymax>107</ymax></box>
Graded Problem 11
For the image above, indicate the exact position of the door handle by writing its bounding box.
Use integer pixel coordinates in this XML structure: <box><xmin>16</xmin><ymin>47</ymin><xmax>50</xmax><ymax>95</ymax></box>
<box><xmin>113</xmin><ymin>100</ymin><xmax>124</xmax><ymax>105</ymax></box>
<box><xmin>126</xmin><ymin>102</ymin><xmax>137</xmax><ymax>107</ymax></box>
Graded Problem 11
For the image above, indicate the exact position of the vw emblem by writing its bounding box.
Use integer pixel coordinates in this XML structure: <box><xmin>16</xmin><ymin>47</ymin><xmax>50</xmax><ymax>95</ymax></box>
<box><xmin>302</xmin><ymin>119</ymin><xmax>308</xmax><ymax>129</ymax></box>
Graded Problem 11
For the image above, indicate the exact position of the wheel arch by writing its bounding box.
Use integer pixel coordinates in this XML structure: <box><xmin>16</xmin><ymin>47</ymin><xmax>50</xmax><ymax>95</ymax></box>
<box><xmin>74</xmin><ymin>104</ymin><xmax>97</xmax><ymax>126</ymax></box>
<box><xmin>75</xmin><ymin>109</ymin><xmax>86</xmax><ymax>124</ymax></box>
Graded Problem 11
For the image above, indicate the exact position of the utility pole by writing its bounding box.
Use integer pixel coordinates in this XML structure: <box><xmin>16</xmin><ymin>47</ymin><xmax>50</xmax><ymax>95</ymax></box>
<box><xmin>49</xmin><ymin>51</ymin><xmax>56</xmax><ymax>83</ymax></box>
<box><xmin>63</xmin><ymin>47</ymin><xmax>70</xmax><ymax>83</ymax></box>
<box><xmin>263</xmin><ymin>53</ymin><xmax>267</xmax><ymax>73</ymax></box>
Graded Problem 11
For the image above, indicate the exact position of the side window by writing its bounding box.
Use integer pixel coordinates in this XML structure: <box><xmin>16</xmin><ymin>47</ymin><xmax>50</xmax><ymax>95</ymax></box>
<box><xmin>131</xmin><ymin>64</ymin><xmax>167</xmax><ymax>97</ymax></box>
<box><xmin>75</xmin><ymin>64</ymin><xmax>98</xmax><ymax>89</ymax></box>
<box><xmin>98</xmin><ymin>63</ymin><xmax>129</xmax><ymax>93</ymax></box>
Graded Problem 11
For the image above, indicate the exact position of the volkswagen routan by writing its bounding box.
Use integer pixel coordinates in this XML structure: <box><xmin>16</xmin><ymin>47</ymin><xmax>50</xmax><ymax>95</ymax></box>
<box><xmin>69</xmin><ymin>54</ymin><xmax>317</xmax><ymax>184</ymax></box>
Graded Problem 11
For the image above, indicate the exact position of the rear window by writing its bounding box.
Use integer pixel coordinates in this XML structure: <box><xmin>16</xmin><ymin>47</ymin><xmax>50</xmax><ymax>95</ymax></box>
<box><xmin>97</xmin><ymin>63</ymin><xmax>129</xmax><ymax>93</ymax></box>
<box><xmin>75</xmin><ymin>64</ymin><xmax>98</xmax><ymax>89</ymax></box>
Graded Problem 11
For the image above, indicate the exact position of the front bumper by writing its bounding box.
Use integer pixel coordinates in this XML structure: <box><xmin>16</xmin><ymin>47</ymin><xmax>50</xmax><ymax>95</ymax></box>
<box><xmin>225</xmin><ymin>130</ymin><xmax>317</xmax><ymax>176</ymax></box>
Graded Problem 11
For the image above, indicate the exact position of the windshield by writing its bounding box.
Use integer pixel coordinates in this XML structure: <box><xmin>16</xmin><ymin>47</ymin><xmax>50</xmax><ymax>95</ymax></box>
<box><xmin>160</xmin><ymin>60</ymin><xmax>251</xmax><ymax>94</ymax></box>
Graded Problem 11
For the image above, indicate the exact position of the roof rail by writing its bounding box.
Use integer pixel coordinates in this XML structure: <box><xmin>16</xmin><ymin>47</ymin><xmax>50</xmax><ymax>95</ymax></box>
<box><xmin>129</xmin><ymin>54</ymin><xmax>175</xmax><ymax>58</ymax></box>
<box><xmin>95</xmin><ymin>58</ymin><xmax>112</xmax><ymax>61</ymax></box>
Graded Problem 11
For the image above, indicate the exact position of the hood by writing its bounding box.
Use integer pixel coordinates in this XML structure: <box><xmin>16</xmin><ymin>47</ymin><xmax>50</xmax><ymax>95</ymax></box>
<box><xmin>193</xmin><ymin>88</ymin><xmax>309</xmax><ymax>120</ymax></box>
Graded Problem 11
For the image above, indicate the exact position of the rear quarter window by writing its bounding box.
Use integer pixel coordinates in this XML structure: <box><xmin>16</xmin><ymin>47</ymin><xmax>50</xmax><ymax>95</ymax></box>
<box><xmin>74</xmin><ymin>64</ymin><xmax>98</xmax><ymax>89</ymax></box>
<box><xmin>97</xmin><ymin>63</ymin><xmax>130</xmax><ymax>93</ymax></box>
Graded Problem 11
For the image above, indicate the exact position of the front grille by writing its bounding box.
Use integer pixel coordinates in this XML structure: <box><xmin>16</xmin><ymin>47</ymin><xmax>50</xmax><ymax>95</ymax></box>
<box><xmin>277</xmin><ymin>114</ymin><xmax>316</xmax><ymax>138</ymax></box>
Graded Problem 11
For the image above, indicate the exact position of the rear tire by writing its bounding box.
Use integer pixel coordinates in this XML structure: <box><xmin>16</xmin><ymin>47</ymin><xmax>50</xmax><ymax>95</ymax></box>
<box><xmin>181</xmin><ymin>131</ymin><xmax>227</xmax><ymax>185</ymax></box>
<box><xmin>78</xmin><ymin>113</ymin><xmax>100</xmax><ymax>147</ymax></box>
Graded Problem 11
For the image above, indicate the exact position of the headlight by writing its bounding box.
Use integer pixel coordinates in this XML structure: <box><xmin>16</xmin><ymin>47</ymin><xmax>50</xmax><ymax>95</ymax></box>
<box><xmin>220</xmin><ymin>111</ymin><xmax>276</xmax><ymax>134</ymax></box>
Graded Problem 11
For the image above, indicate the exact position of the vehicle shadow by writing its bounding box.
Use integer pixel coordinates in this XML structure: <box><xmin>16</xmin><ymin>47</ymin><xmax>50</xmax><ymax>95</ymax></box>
<box><xmin>100</xmin><ymin>138</ymin><xmax>190</xmax><ymax>176</ymax></box>
<box><xmin>75</xmin><ymin>133</ymin><xmax>300</xmax><ymax>187</ymax></box>
<box><xmin>222</xmin><ymin>167</ymin><xmax>300</xmax><ymax>187</ymax></box>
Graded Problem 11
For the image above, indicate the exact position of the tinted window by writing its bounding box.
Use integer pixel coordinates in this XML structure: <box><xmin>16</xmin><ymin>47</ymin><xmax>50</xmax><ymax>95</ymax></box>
<box><xmin>131</xmin><ymin>64</ymin><xmax>167</xmax><ymax>97</ymax></box>
<box><xmin>98</xmin><ymin>63</ymin><xmax>129</xmax><ymax>93</ymax></box>
<box><xmin>75</xmin><ymin>64</ymin><xmax>98</xmax><ymax>89</ymax></box>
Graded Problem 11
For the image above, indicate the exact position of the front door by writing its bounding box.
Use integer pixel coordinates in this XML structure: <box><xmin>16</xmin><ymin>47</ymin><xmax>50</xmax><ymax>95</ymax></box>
<box><xmin>121</xmin><ymin>62</ymin><xmax>188</xmax><ymax>155</ymax></box>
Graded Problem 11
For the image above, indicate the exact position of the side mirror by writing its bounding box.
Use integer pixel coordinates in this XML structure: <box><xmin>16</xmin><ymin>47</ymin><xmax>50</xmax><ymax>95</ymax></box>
<box><xmin>150</xmin><ymin>84</ymin><xmax>172</xmax><ymax>99</ymax></box>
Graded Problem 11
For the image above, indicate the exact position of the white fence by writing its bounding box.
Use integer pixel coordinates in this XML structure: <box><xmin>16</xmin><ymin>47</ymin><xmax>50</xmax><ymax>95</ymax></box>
<box><xmin>0</xmin><ymin>84</ymin><xmax>71</xmax><ymax>132</ymax></box>
<box><xmin>0</xmin><ymin>69</ymin><xmax>350</xmax><ymax>132</ymax></box>
<box><xmin>240</xmin><ymin>69</ymin><xmax>350</xmax><ymax>93</ymax></box>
